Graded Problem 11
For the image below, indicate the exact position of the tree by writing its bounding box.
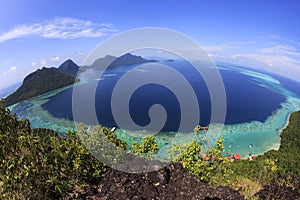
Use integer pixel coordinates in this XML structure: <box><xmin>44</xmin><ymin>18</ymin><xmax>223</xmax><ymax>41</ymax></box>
<box><xmin>169</xmin><ymin>136</ymin><xmax>233</xmax><ymax>186</ymax></box>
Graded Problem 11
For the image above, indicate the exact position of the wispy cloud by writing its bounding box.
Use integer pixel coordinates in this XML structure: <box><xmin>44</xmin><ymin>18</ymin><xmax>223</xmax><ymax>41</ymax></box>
<box><xmin>0</xmin><ymin>59</ymin><xmax>11</xmax><ymax>66</ymax></box>
<box><xmin>76</xmin><ymin>51</ymin><xmax>84</xmax><ymax>56</ymax></box>
<box><xmin>268</xmin><ymin>35</ymin><xmax>300</xmax><ymax>47</ymax></box>
<box><xmin>40</xmin><ymin>59</ymin><xmax>47</xmax><ymax>66</ymax></box>
<box><xmin>0</xmin><ymin>17</ymin><xmax>118</xmax><ymax>43</ymax></box>
<box><xmin>258</xmin><ymin>45</ymin><xmax>300</xmax><ymax>57</ymax></box>
<box><xmin>204</xmin><ymin>44</ymin><xmax>233</xmax><ymax>52</ymax></box>
<box><xmin>236</xmin><ymin>54</ymin><xmax>300</xmax><ymax>69</ymax></box>
<box><xmin>204</xmin><ymin>41</ymin><xmax>257</xmax><ymax>53</ymax></box>
<box><xmin>50</xmin><ymin>56</ymin><xmax>60</xmax><ymax>62</ymax></box>
<box><xmin>2</xmin><ymin>66</ymin><xmax>18</xmax><ymax>76</ymax></box>
<box><xmin>204</xmin><ymin>36</ymin><xmax>300</xmax><ymax>82</ymax></box>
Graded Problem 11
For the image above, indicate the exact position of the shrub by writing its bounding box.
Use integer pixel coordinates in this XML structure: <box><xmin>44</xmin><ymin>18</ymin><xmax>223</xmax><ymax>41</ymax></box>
<box><xmin>0</xmin><ymin>105</ymin><xmax>106</xmax><ymax>199</ymax></box>
<box><xmin>130</xmin><ymin>136</ymin><xmax>158</xmax><ymax>160</ymax></box>
<box><xmin>169</xmin><ymin>136</ymin><xmax>233</xmax><ymax>186</ymax></box>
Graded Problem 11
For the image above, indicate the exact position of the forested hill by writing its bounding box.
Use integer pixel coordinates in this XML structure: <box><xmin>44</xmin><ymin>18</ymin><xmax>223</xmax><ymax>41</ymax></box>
<box><xmin>3</xmin><ymin>67</ymin><xmax>78</xmax><ymax>106</ymax></box>
<box><xmin>90</xmin><ymin>53</ymin><xmax>157</xmax><ymax>70</ymax></box>
<box><xmin>51</xmin><ymin>59</ymin><xmax>79</xmax><ymax>77</ymax></box>
<box><xmin>0</xmin><ymin>102</ymin><xmax>299</xmax><ymax>199</ymax></box>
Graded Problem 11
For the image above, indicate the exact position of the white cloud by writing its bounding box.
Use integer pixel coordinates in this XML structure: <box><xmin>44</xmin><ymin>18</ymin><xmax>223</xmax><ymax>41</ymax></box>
<box><xmin>32</xmin><ymin>62</ymin><xmax>37</xmax><ymax>67</ymax></box>
<box><xmin>204</xmin><ymin>41</ymin><xmax>256</xmax><ymax>53</ymax></box>
<box><xmin>258</xmin><ymin>45</ymin><xmax>300</xmax><ymax>57</ymax></box>
<box><xmin>232</xmin><ymin>54</ymin><xmax>240</xmax><ymax>59</ymax></box>
<box><xmin>224</xmin><ymin>52</ymin><xmax>300</xmax><ymax>82</ymax></box>
<box><xmin>10</xmin><ymin>66</ymin><xmax>17</xmax><ymax>72</ymax></box>
<box><xmin>0</xmin><ymin>17</ymin><xmax>118</xmax><ymax>43</ymax></box>
<box><xmin>204</xmin><ymin>36</ymin><xmax>300</xmax><ymax>82</ymax></box>
<box><xmin>40</xmin><ymin>59</ymin><xmax>47</xmax><ymax>66</ymax></box>
<box><xmin>0</xmin><ymin>59</ymin><xmax>11</xmax><ymax>66</ymax></box>
<box><xmin>77</xmin><ymin>51</ymin><xmax>84</xmax><ymax>56</ymax></box>
<box><xmin>2</xmin><ymin>66</ymin><xmax>18</xmax><ymax>76</ymax></box>
<box><xmin>268</xmin><ymin>35</ymin><xmax>300</xmax><ymax>47</ymax></box>
<box><xmin>50</xmin><ymin>56</ymin><xmax>60</xmax><ymax>61</ymax></box>
<box><xmin>204</xmin><ymin>44</ymin><xmax>233</xmax><ymax>52</ymax></box>
<box><xmin>238</xmin><ymin>54</ymin><xmax>300</xmax><ymax>68</ymax></box>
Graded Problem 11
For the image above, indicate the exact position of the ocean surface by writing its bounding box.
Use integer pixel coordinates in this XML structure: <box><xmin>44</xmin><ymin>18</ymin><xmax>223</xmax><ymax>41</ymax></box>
<box><xmin>8</xmin><ymin>61</ymin><xmax>300</xmax><ymax>159</ymax></box>
<box><xmin>42</xmin><ymin>61</ymin><xmax>285</xmax><ymax>127</ymax></box>
<box><xmin>0</xmin><ymin>82</ymin><xmax>22</xmax><ymax>98</ymax></box>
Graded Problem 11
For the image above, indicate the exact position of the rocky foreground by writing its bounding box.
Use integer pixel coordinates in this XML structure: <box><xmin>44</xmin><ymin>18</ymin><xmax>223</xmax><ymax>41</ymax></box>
<box><xmin>65</xmin><ymin>163</ymin><xmax>244</xmax><ymax>200</ymax></box>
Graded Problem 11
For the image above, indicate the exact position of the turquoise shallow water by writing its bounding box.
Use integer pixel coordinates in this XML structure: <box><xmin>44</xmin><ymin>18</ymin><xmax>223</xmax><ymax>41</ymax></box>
<box><xmin>8</xmin><ymin>64</ymin><xmax>300</xmax><ymax>159</ymax></box>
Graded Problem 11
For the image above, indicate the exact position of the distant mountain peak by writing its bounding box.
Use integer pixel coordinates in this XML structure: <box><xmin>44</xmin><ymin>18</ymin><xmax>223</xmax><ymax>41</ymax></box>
<box><xmin>58</xmin><ymin>59</ymin><xmax>78</xmax><ymax>70</ymax></box>
<box><xmin>91</xmin><ymin>53</ymin><xmax>157</xmax><ymax>70</ymax></box>
<box><xmin>104</xmin><ymin>55</ymin><xmax>116</xmax><ymax>59</ymax></box>
<box><xmin>54</xmin><ymin>59</ymin><xmax>79</xmax><ymax>77</ymax></box>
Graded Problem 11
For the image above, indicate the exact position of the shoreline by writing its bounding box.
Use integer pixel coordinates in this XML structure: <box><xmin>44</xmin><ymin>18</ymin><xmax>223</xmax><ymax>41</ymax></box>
<box><xmin>6</xmin><ymin>68</ymin><xmax>300</xmax><ymax>160</ymax></box>
<box><xmin>261</xmin><ymin>109</ymin><xmax>293</xmax><ymax>154</ymax></box>
<box><xmin>262</xmin><ymin>98</ymin><xmax>300</xmax><ymax>154</ymax></box>
<box><xmin>264</xmin><ymin>142</ymin><xmax>281</xmax><ymax>153</ymax></box>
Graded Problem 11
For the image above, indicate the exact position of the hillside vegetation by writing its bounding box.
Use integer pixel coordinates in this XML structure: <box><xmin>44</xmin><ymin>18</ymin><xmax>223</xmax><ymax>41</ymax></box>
<box><xmin>169</xmin><ymin>111</ymin><xmax>300</xmax><ymax>199</ymax></box>
<box><xmin>0</xmin><ymin>104</ymin><xmax>105</xmax><ymax>199</ymax></box>
<box><xmin>3</xmin><ymin>68</ymin><xmax>78</xmax><ymax>107</ymax></box>
<box><xmin>0</xmin><ymin>103</ymin><xmax>299</xmax><ymax>199</ymax></box>
<box><xmin>228</xmin><ymin>111</ymin><xmax>300</xmax><ymax>199</ymax></box>
<box><xmin>3</xmin><ymin>59</ymin><xmax>79</xmax><ymax>107</ymax></box>
<box><xmin>0</xmin><ymin>104</ymin><xmax>159</xmax><ymax>199</ymax></box>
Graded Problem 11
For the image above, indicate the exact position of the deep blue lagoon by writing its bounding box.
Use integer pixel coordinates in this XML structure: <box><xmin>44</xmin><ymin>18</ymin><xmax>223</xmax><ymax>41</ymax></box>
<box><xmin>8</xmin><ymin>60</ymin><xmax>300</xmax><ymax>158</ymax></box>
<box><xmin>42</xmin><ymin>61</ymin><xmax>286</xmax><ymax>131</ymax></box>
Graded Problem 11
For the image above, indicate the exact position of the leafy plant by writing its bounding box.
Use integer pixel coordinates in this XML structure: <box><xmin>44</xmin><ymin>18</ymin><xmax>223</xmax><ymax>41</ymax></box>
<box><xmin>0</xmin><ymin>105</ymin><xmax>106</xmax><ymax>199</ymax></box>
<box><xmin>169</xmin><ymin>136</ymin><xmax>233</xmax><ymax>186</ymax></box>
<box><xmin>130</xmin><ymin>136</ymin><xmax>158</xmax><ymax>160</ymax></box>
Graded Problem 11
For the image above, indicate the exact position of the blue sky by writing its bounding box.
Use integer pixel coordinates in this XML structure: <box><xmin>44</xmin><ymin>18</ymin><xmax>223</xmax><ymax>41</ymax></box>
<box><xmin>1</xmin><ymin>0</ymin><xmax>300</xmax><ymax>90</ymax></box>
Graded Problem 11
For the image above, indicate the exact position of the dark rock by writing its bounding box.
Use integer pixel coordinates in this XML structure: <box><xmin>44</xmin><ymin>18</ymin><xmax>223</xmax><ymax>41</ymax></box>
<box><xmin>64</xmin><ymin>162</ymin><xmax>245</xmax><ymax>200</ymax></box>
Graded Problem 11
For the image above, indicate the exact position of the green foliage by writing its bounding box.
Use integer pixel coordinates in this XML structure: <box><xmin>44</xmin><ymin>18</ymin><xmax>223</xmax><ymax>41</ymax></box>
<box><xmin>194</xmin><ymin>125</ymin><xmax>201</xmax><ymax>134</ymax></box>
<box><xmin>170</xmin><ymin>136</ymin><xmax>233</xmax><ymax>186</ymax></box>
<box><xmin>229</xmin><ymin>111</ymin><xmax>300</xmax><ymax>185</ymax></box>
<box><xmin>77</xmin><ymin>124</ymin><xmax>127</xmax><ymax>164</ymax></box>
<box><xmin>189</xmin><ymin>112</ymin><xmax>300</xmax><ymax>191</ymax></box>
<box><xmin>274</xmin><ymin>175</ymin><xmax>299</xmax><ymax>190</ymax></box>
<box><xmin>0</xmin><ymin>105</ymin><xmax>106</xmax><ymax>199</ymax></box>
<box><xmin>131</xmin><ymin>136</ymin><xmax>158</xmax><ymax>154</ymax></box>
<box><xmin>226</xmin><ymin>111</ymin><xmax>300</xmax><ymax>199</ymax></box>
<box><xmin>130</xmin><ymin>136</ymin><xmax>158</xmax><ymax>159</ymax></box>
<box><xmin>1</xmin><ymin>100</ymin><xmax>299</xmax><ymax>199</ymax></box>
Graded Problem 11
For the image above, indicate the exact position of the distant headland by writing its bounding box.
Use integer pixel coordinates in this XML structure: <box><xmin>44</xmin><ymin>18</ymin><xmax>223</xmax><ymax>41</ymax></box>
<box><xmin>2</xmin><ymin>53</ymin><xmax>157</xmax><ymax>106</ymax></box>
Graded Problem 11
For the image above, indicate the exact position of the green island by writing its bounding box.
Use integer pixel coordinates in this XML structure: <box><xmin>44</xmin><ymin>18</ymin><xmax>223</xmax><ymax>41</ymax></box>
<box><xmin>2</xmin><ymin>54</ymin><xmax>157</xmax><ymax>107</ymax></box>
<box><xmin>3</xmin><ymin>59</ymin><xmax>79</xmax><ymax>107</ymax></box>
<box><xmin>0</xmin><ymin>103</ymin><xmax>299</xmax><ymax>199</ymax></box>
<box><xmin>89</xmin><ymin>53</ymin><xmax>158</xmax><ymax>70</ymax></box>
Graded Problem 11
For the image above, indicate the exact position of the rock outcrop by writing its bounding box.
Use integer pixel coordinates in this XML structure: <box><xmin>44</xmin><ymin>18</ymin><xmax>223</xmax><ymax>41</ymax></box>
<box><xmin>66</xmin><ymin>163</ymin><xmax>244</xmax><ymax>200</ymax></box>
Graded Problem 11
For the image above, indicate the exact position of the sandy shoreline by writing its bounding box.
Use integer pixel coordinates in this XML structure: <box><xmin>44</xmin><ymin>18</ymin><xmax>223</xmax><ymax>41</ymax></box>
<box><xmin>262</xmin><ymin>109</ymin><xmax>296</xmax><ymax>155</ymax></box>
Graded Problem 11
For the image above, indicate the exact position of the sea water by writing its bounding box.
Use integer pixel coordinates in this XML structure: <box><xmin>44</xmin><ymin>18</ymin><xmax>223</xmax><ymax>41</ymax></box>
<box><xmin>8</xmin><ymin>61</ymin><xmax>300</xmax><ymax>159</ymax></box>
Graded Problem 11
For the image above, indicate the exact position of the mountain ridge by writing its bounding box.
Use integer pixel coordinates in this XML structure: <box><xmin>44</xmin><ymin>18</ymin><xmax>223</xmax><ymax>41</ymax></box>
<box><xmin>3</xmin><ymin>65</ymin><xmax>79</xmax><ymax>106</ymax></box>
<box><xmin>51</xmin><ymin>59</ymin><xmax>79</xmax><ymax>77</ymax></box>
<box><xmin>90</xmin><ymin>53</ymin><xmax>157</xmax><ymax>70</ymax></box>
<box><xmin>2</xmin><ymin>53</ymin><xmax>157</xmax><ymax>106</ymax></box>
